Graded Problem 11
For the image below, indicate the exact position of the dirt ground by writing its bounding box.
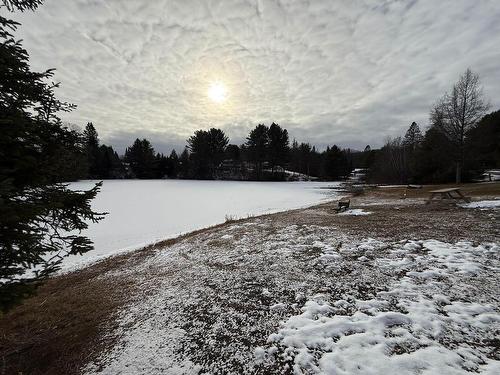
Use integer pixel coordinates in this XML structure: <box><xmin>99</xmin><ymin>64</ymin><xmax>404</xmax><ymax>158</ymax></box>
<box><xmin>281</xmin><ymin>182</ymin><xmax>500</xmax><ymax>244</ymax></box>
<box><xmin>363</xmin><ymin>181</ymin><xmax>500</xmax><ymax>200</ymax></box>
<box><xmin>1</xmin><ymin>182</ymin><xmax>499</xmax><ymax>375</ymax></box>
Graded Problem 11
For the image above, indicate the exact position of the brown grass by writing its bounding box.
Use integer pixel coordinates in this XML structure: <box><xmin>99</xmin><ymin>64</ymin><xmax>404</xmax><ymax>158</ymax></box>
<box><xmin>0</xmin><ymin>260</ymin><xmax>131</xmax><ymax>375</ymax></box>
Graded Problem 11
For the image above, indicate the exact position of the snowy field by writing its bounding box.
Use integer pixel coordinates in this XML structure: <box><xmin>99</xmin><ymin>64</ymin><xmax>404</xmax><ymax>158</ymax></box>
<box><xmin>64</xmin><ymin>180</ymin><xmax>341</xmax><ymax>270</ymax></box>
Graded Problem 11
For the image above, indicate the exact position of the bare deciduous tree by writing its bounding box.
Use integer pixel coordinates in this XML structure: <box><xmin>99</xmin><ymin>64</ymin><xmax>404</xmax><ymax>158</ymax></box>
<box><xmin>430</xmin><ymin>68</ymin><xmax>489</xmax><ymax>183</ymax></box>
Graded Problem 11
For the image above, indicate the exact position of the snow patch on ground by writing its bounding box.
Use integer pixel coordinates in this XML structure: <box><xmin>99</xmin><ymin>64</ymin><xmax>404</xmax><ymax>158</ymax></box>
<box><xmin>338</xmin><ymin>208</ymin><xmax>372</xmax><ymax>216</ymax></box>
<box><xmin>259</xmin><ymin>240</ymin><xmax>500</xmax><ymax>374</ymax></box>
<box><xmin>265</xmin><ymin>294</ymin><xmax>498</xmax><ymax>374</ymax></box>
<box><xmin>87</xmin><ymin>297</ymin><xmax>202</xmax><ymax>375</ymax></box>
<box><xmin>460</xmin><ymin>200</ymin><xmax>500</xmax><ymax>209</ymax></box>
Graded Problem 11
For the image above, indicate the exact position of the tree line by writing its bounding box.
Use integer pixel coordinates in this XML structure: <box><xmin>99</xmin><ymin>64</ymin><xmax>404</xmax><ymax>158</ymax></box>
<box><xmin>52</xmin><ymin>68</ymin><xmax>500</xmax><ymax>185</ymax></box>
<box><xmin>362</xmin><ymin>69</ymin><xmax>499</xmax><ymax>184</ymax></box>
<box><xmin>79</xmin><ymin>122</ymin><xmax>354</xmax><ymax>181</ymax></box>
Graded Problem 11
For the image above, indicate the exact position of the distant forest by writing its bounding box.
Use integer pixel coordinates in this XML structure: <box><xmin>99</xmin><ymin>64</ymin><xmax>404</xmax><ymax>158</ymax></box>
<box><xmin>365</xmin><ymin>69</ymin><xmax>499</xmax><ymax>184</ymax></box>
<box><xmin>365</xmin><ymin>109</ymin><xmax>500</xmax><ymax>184</ymax></box>
<box><xmin>73</xmin><ymin>103</ymin><xmax>499</xmax><ymax>184</ymax></box>
<box><xmin>78</xmin><ymin>122</ymin><xmax>354</xmax><ymax>181</ymax></box>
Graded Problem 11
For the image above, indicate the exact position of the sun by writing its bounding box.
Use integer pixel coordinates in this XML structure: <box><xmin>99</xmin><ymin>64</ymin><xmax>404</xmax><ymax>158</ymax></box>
<box><xmin>208</xmin><ymin>82</ymin><xmax>228</xmax><ymax>103</ymax></box>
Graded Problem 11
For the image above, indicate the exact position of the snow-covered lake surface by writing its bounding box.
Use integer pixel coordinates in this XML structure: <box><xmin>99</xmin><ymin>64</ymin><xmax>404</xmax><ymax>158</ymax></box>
<box><xmin>64</xmin><ymin>180</ymin><xmax>342</xmax><ymax>271</ymax></box>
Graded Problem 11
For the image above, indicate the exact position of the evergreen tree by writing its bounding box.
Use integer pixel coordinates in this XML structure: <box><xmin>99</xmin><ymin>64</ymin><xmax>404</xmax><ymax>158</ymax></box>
<box><xmin>290</xmin><ymin>139</ymin><xmax>300</xmax><ymax>172</ymax></box>
<box><xmin>246</xmin><ymin>124</ymin><xmax>269</xmax><ymax>179</ymax></box>
<box><xmin>225</xmin><ymin>144</ymin><xmax>240</xmax><ymax>161</ymax></box>
<box><xmin>267</xmin><ymin>122</ymin><xmax>289</xmax><ymax>173</ymax></box>
<box><xmin>403</xmin><ymin>122</ymin><xmax>424</xmax><ymax>151</ymax></box>
<box><xmin>307</xmin><ymin>146</ymin><xmax>322</xmax><ymax>178</ymax></box>
<box><xmin>178</xmin><ymin>147</ymin><xmax>191</xmax><ymax>178</ymax></box>
<box><xmin>96</xmin><ymin>144</ymin><xmax>123</xmax><ymax>179</ymax></box>
<box><xmin>352</xmin><ymin>145</ymin><xmax>375</xmax><ymax>171</ymax></box>
<box><xmin>82</xmin><ymin>123</ymin><xmax>123</xmax><ymax>179</ymax></box>
<box><xmin>466</xmin><ymin>110</ymin><xmax>500</xmax><ymax>174</ymax></box>
<box><xmin>154</xmin><ymin>152</ymin><xmax>169</xmax><ymax>178</ymax></box>
<box><xmin>96</xmin><ymin>144</ymin><xmax>111</xmax><ymax>178</ymax></box>
<box><xmin>403</xmin><ymin>122</ymin><xmax>424</xmax><ymax>182</ymax></box>
<box><xmin>413</xmin><ymin>127</ymin><xmax>455</xmax><ymax>183</ymax></box>
<box><xmin>167</xmin><ymin>149</ymin><xmax>180</xmax><ymax>178</ymax></box>
<box><xmin>298</xmin><ymin>143</ymin><xmax>312</xmax><ymax>176</ymax></box>
<box><xmin>83</xmin><ymin>122</ymin><xmax>99</xmax><ymax>177</ymax></box>
<box><xmin>187</xmin><ymin>128</ymin><xmax>228</xmax><ymax>179</ymax></box>
<box><xmin>207</xmin><ymin>128</ymin><xmax>229</xmax><ymax>176</ymax></box>
<box><xmin>124</xmin><ymin>138</ymin><xmax>156</xmax><ymax>178</ymax></box>
<box><xmin>0</xmin><ymin>0</ymin><xmax>104</xmax><ymax>311</ymax></box>
<box><xmin>323</xmin><ymin>145</ymin><xmax>350</xmax><ymax>180</ymax></box>
<box><xmin>187</xmin><ymin>130</ymin><xmax>210</xmax><ymax>179</ymax></box>
<box><xmin>59</xmin><ymin>130</ymin><xmax>88</xmax><ymax>181</ymax></box>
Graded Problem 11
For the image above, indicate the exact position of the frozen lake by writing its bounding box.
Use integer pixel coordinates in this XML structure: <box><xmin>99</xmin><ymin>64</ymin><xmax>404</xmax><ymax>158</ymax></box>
<box><xmin>63</xmin><ymin>180</ymin><xmax>343</xmax><ymax>271</ymax></box>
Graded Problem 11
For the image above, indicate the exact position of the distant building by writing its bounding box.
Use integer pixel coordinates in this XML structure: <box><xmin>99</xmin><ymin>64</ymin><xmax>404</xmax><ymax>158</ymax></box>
<box><xmin>216</xmin><ymin>160</ymin><xmax>250</xmax><ymax>180</ymax></box>
<box><xmin>348</xmin><ymin>168</ymin><xmax>368</xmax><ymax>183</ymax></box>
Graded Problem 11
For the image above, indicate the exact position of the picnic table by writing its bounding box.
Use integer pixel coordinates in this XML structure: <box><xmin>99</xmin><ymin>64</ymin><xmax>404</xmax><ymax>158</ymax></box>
<box><xmin>427</xmin><ymin>188</ymin><xmax>471</xmax><ymax>203</ymax></box>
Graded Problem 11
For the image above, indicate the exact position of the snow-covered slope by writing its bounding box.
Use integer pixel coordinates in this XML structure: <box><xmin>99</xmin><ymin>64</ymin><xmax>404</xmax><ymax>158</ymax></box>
<box><xmin>83</xmin><ymin>220</ymin><xmax>499</xmax><ymax>375</ymax></box>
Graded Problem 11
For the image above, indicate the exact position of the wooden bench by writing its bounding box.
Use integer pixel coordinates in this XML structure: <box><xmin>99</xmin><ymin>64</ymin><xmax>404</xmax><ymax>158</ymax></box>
<box><xmin>427</xmin><ymin>188</ymin><xmax>471</xmax><ymax>203</ymax></box>
<box><xmin>335</xmin><ymin>199</ymin><xmax>350</xmax><ymax>212</ymax></box>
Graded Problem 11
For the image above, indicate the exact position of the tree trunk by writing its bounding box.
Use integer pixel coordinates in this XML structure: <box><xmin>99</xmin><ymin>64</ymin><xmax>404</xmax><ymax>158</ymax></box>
<box><xmin>455</xmin><ymin>161</ymin><xmax>461</xmax><ymax>184</ymax></box>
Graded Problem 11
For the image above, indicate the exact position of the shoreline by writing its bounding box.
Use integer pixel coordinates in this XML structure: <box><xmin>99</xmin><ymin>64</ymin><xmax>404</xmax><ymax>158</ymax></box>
<box><xmin>59</xmin><ymin>193</ymin><xmax>344</xmax><ymax>275</ymax></box>
<box><xmin>62</xmin><ymin>180</ymin><xmax>344</xmax><ymax>272</ymax></box>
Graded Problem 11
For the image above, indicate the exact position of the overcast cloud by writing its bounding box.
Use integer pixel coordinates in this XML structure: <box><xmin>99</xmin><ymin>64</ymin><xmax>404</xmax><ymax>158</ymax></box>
<box><xmin>11</xmin><ymin>0</ymin><xmax>500</xmax><ymax>153</ymax></box>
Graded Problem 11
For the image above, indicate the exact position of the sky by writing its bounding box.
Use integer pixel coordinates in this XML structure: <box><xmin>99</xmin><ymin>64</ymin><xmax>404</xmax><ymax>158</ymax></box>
<box><xmin>11</xmin><ymin>0</ymin><xmax>500</xmax><ymax>154</ymax></box>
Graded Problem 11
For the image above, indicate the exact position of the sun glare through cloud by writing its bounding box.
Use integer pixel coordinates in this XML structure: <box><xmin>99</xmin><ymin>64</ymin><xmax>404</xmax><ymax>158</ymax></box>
<box><xmin>208</xmin><ymin>82</ymin><xmax>228</xmax><ymax>104</ymax></box>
